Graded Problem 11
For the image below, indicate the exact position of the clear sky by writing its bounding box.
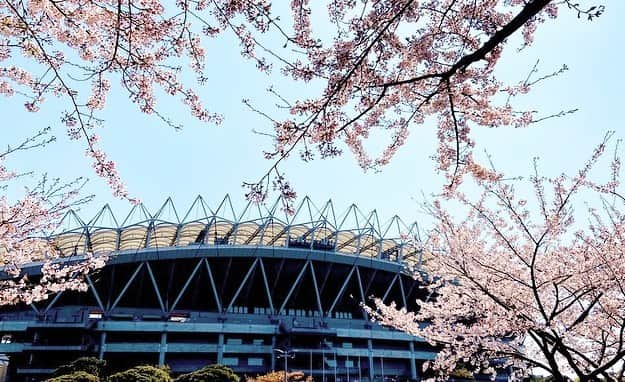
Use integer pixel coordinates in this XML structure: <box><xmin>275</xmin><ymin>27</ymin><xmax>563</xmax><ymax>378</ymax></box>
<box><xmin>2</xmin><ymin>2</ymin><xmax>625</xmax><ymax>230</ymax></box>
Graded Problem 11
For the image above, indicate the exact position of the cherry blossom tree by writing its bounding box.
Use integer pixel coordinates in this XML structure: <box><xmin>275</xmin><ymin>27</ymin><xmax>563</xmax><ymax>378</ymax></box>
<box><xmin>1</xmin><ymin>0</ymin><xmax>281</xmax><ymax>304</ymax></box>
<box><xmin>245</xmin><ymin>0</ymin><xmax>603</xmax><ymax>206</ymax></box>
<box><xmin>1</xmin><ymin>0</ymin><xmax>604</xmax><ymax>206</ymax></box>
<box><xmin>0</xmin><ymin>0</ymin><xmax>276</xmax><ymax>200</ymax></box>
<box><xmin>0</xmin><ymin>129</ymin><xmax>105</xmax><ymax>305</ymax></box>
<box><xmin>368</xmin><ymin>136</ymin><xmax>625</xmax><ymax>382</ymax></box>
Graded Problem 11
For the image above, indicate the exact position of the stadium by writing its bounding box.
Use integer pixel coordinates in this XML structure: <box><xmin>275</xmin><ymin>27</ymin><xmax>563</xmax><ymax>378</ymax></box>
<box><xmin>0</xmin><ymin>196</ymin><xmax>434</xmax><ymax>381</ymax></box>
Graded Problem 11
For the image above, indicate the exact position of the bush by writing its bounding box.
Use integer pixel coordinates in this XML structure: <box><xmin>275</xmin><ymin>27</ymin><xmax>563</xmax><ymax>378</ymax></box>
<box><xmin>249</xmin><ymin>371</ymin><xmax>308</xmax><ymax>382</ymax></box>
<box><xmin>47</xmin><ymin>371</ymin><xmax>100</xmax><ymax>382</ymax></box>
<box><xmin>450</xmin><ymin>367</ymin><xmax>475</xmax><ymax>380</ymax></box>
<box><xmin>525</xmin><ymin>376</ymin><xmax>555</xmax><ymax>382</ymax></box>
<box><xmin>174</xmin><ymin>364</ymin><xmax>239</xmax><ymax>382</ymax></box>
<box><xmin>107</xmin><ymin>365</ymin><xmax>172</xmax><ymax>382</ymax></box>
<box><xmin>53</xmin><ymin>357</ymin><xmax>107</xmax><ymax>377</ymax></box>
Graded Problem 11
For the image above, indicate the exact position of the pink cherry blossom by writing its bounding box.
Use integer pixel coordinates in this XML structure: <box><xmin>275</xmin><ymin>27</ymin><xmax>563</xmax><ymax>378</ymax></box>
<box><xmin>0</xmin><ymin>0</ymin><xmax>274</xmax><ymax>200</ymax></box>
<box><xmin>246</xmin><ymin>0</ymin><xmax>603</xmax><ymax>205</ymax></box>
<box><xmin>368</xmin><ymin>136</ymin><xmax>625</xmax><ymax>382</ymax></box>
<box><xmin>0</xmin><ymin>130</ymin><xmax>105</xmax><ymax>306</ymax></box>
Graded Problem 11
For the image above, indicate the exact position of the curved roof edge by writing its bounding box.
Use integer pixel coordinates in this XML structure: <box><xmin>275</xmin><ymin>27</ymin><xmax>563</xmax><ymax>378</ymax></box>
<box><xmin>48</xmin><ymin>196</ymin><xmax>425</xmax><ymax>269</ymax></box>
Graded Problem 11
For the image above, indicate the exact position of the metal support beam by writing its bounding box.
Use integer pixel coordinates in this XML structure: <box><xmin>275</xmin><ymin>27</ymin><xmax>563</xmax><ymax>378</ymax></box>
<box><xmin>279</xmin><ymin>260</ymin><xmax>310</xmax><ymax>314</ymax></box>
<box><xmin>166</xmin><ymin>262</ymin><xmax>176</xmax><ymax>311</ymax></box>
<box><xmin>328</xmin><ymin>265</ymin><xmax>356</xmax><ymax>316</ymax></box>
<box><xmin>271</xmin><ymin>258</ymin><xmax>286</xmax><ymax>292</ymax></box>
<box><xmin>363</xmin><ymin>268</ymin><xmax>378</xmax><ymax>297</ymax></box>
<box><xmin>110</xmin><ymin>262</ymin><xmax>145</xmax><ymax>311</ymax></box>
<box><xmin>204</xmin><ymin>259</ymin><xmax>222</xmax><ymax>312</ymax></box>
<box><xmin>227</xmin><ymin>258</ymin><xmax>259</xmax><ymax>311</ymax></box>
<box><xmin>221</xmin><ymin>258</ymin><xmax>233</xmax><ymax>295</ymax></box>
<box><xmin>405</xmin><ymin>278</ymin><xmax>419</xmax><ymax>305</ymax></box>
<box><xmin>258</xmin><ymin>259</ymin><xmax>274</xmax><ymax>313</ymax></box>
<box><xmin>171</xmin><ymin>259</ymin><xmax>203</xmax><ymax>311</ymax></box>
<box><xmin>382</xmin><ymin>273</ymin><xmax>399</xmax><ymax>302</ymax></box>
<box><xmin>398</xmin><ymin>274</ymin><xmax>407</xmax><ymax>308</ymax></box>
<box><xmin>29</xmin><ymin>303</ymin><xmax>39</xmax><ymax>315</ymax></box>
<box><xmin>318</xmin><ymin>262</ymin><xmax>333</xmax><ymax>296</ymax></box>
<box><xmin>309</xmin><ymin>262</ymin><xmax>323</xmax><ymax>317</ymax></box>
<box><xmin>355</xmin><ymin>267</ymin><xmax>368</xmax><ymax>319</ymax></box>
<box><xmin>106</xmin><ymin>266</ymin><xmax>116</xmax><ymax>310</ymax></box>
<box><xmin>43</xmin><ymin>291</ymin><xmax>64</xmax><ymax>314</ymax></box>
<box><xmin>145</xmin><ymin>262</ymin><xmax>165</xmax><ymax>313</ymax></box>
<box><xmin>86</xmin><ymin>274</ymin><xmax>105</xmax><ymax>311</ymax></box>
<box><xmin>115</xmin><ymin>228</ymin><xmax>121</xmax><ymax>251</ymax></box>
<box><xmin>145</xmin><ymin>222</ymin><xmax>154</xmax><ymax>249</ymax></box>
<box><xmin>173</xmin><ymin>223</ymin><xmax>182</xmax><ymax>247</ymax></box>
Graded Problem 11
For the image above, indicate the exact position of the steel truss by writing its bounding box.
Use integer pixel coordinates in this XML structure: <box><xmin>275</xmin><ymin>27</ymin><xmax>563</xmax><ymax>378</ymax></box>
<box><xmin>48</xmin><ymin>196</ymin><xmax>424</xmax><ymax>269</ymax></box>
<box><xmin>37</xmin><ymin>255</ymin><xmax>418</xmax><ymax>319</ymax></box>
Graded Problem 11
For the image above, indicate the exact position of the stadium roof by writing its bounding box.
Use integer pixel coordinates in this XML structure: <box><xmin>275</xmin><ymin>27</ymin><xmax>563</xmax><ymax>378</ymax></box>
<box><xmin>50</xmin><ymin>195</ymin><xmax>424</xmax><ymax>268</ymax></box>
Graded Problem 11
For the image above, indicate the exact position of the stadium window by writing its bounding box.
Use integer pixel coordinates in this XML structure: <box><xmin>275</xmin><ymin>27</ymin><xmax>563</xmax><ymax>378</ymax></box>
<box><xmin>88</xmin><ymin>310</ymin><xmax>103</xmax><ymax>320</ymax></box>
<box><xmin>168</xmin><ymin>313</ymin><xmax>189</xmax><ymax>322</ymax></box>
<box><xmin>325</xmin><ymin>358</ymin><xmax>337</xmax><ymax>368</ymax></box>
<box><xmin>222</xmin><ymin>357</ymin><xmax>239</xmax><ymax>366</ymax></box>
<box><xmin>248</xmin><ymin>358</ymin><xmax>263</xmax><ymax>366</ymax></box>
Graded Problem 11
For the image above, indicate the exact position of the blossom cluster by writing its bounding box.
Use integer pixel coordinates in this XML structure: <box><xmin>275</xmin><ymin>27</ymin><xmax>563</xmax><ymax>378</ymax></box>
<box><xmin>254</xmin><ymin>0</ymin><xmax>574</xmax><ymax>199</ymax></box>
<box><xmin>369</xmin><ymin>137</ymin><xmax>625</xmax><ymax>381</ymax></box>
<box><xmin>0</xmin><ymin>147</ymin><xmax>106</xmax><ymax>305</ymax></box>
<box><xmin>0</xmin><ymin>0</ymin><xmax>273</xmax><ymax>199</ymax></box>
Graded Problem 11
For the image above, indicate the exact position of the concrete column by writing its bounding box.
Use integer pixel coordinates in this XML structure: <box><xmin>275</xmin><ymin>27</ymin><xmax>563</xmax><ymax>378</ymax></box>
<box><xmin>367</xmin><ymin>339</ymin><xmax>374</xmax><ymax>381</ymax></box>
<box><xmin>159</xmin><ymin>332</ymin><xmax>167</xmax><ymax>366</ymax></box>
<box><xmin>271</xmin><ymin>335</ymin><xmax>276</xmax><ymax>371</ymax></box>
<box><xmin>98</xmin><ymin>332</ymin><xmax>107</xmax><ymax>360</ymax></box>
<box><xmin>218</xmin><ymin>333</ymin><xmax>225</xmax><ymax>364</ymax></box>
<box><xmin>409</xmin><ymin>341</ymin><xmax>417</xmax><ymax>381</ymax></box>
<box><xmin>28</xmin><ymin>331</ymin><xmax>39</xmax><ymax>367</ymax></box>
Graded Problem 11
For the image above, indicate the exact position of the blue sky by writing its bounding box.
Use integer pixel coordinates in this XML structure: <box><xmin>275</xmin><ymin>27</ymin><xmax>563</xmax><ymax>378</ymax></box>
<box><xmin>3</xmin><ymin>2</ymin><xmax>625</xmax><ymax>229</ymax></box>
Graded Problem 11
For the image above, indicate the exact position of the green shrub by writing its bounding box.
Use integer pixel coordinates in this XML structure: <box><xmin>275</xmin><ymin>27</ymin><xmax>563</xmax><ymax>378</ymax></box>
<box><xmin>525</xmin><ymin>376</ymin><xmax>555</xmax><ymax>382</ymax></box>
<box><xmin>47</xmin><ymin>371</ymin><xmax>100</xmax><ymax>382</ymax></box>
<box><xmin>53</xmin><ymin>357</ymin><xmax>107</xmax><ymax>377</ymax></box>
<box><xmin>450</xmin><ymin>367</ymin><xmax>475</xmax><ymax>380</ymax></box>
<box><xmin>174</xmin><ymin>364</ymin><xmax>239</xmax><ymax>382</ymax></box>
<box><xmin>250</xmin><ymin>371</ymin><xmax>308</xmax><ymax>382</ymax></box>
<box><xmin>107</xmin><ymin>365</ymin><xmax>172</xmax><ymax>382</ymax></box>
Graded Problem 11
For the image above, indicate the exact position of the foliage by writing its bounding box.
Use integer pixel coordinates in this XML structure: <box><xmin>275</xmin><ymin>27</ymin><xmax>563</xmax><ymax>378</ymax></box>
<box><xmin>107</xmin><ymin>365</ymin><xmax>171</xmax><ymax>382</ymax></box>
<box><xmin>524</xmin><ymin>376</ymin><xmax>555</xmax><ymax>382</ymax></box>
<box><xmin>450</xmin><ymin>367</ymin><xmax>475</xmax><ymax>380</ymax></box>
<box><xmin>0</xmin><ymin>0</ymin><xmax>605</xmax><ymax>203</ymax></box>
<box><xmin>243</xmin><ymin>0</ymin><xmax>603</xmax><ymax>207</ymax></box>
<box><xmin>0</xmin><ymin>0</ymin><xmax>278</xmax><ymax>198</ymax></box>
<box><xmin>174</xmin><ymin>364</ymin><xmax>239</xmax><ymax>382</ymax></box>
<box><xmin>369</xmin><ymin>137</ymin><xmax>625</xmax><ymax>382</ymax></box>
<box><xmin>47</xmin><ymin>371</ymin><xmax>100</xmax><ymax>382</ymax></box>
<box><xmin>247</xmin><ymin>371</ymin><xmax>309</xmax><ymax>382</ymax></box>
<box><xmin>53</xmin><ymin>357</ymin><xmax>107</xmax><ymax>378</ymax></box>
<box><xmin>0</xmin><ymin>129</ymin><xmax>105</xmax><ymax>306</ymax></box>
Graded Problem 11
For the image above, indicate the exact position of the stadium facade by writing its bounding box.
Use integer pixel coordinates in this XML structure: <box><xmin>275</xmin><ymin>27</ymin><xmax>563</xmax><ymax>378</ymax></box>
<box><xmin>0</xmin><ymin>196</ymin><xmax>434</xmax><ymax>381</ymax></box>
